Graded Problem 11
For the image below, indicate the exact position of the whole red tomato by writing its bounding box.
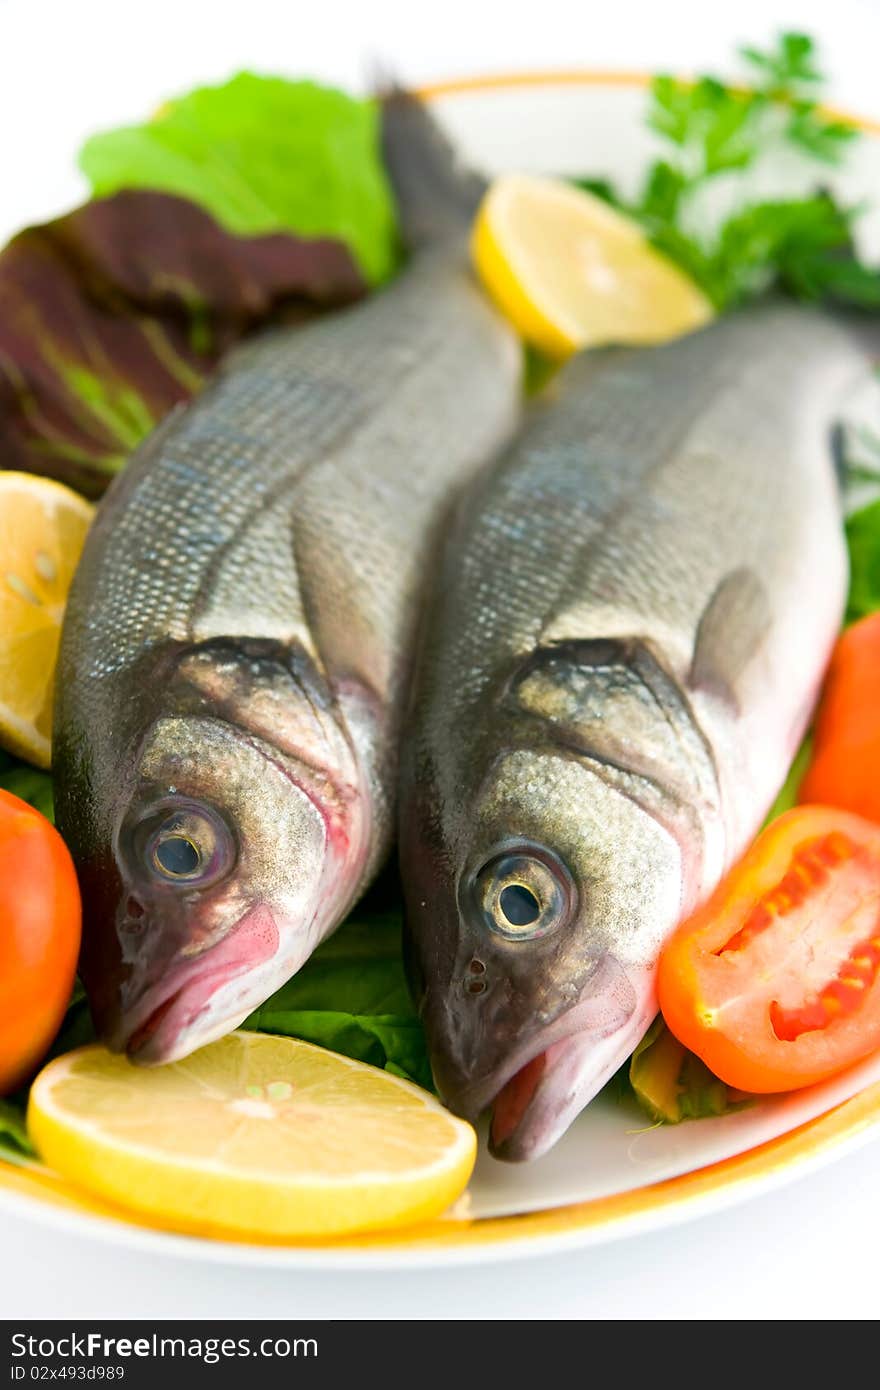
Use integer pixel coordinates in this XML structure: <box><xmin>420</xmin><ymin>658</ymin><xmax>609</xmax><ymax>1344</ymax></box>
<box><xmin>0</xmin><ymin>788</ymin><xmax>81</xmax><ymax>1094</ymax></box>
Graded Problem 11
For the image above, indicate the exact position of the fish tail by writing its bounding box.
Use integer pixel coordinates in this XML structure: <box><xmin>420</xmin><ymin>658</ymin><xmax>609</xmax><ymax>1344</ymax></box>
<box><xmin>379</xmin><ymin>86</ymin><xmax>486</xmax><ymax>250</ymax></box>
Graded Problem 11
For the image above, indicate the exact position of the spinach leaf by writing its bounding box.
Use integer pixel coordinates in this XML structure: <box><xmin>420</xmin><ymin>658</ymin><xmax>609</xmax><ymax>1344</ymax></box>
<box><xmin>242</xmin><ymin>914</ymin><xmax>432</xmax><ymax>1089</ymax></box>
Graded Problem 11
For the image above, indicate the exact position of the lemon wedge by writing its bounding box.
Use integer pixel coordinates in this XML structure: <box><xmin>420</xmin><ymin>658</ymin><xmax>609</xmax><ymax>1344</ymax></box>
<box><xmin>472</xmin><ymin>173</ymin><xmax>713</xmax><ymax>358</ymax></box>
<box><xmin>0</xmin><ymin>472</ymin><xmax>93</xmax><ymax>768</ymax></box>
<box><xmin>28</xmin><ymin>1035</ymin><xmax>477</xmax><ymax>1240</ymax></box>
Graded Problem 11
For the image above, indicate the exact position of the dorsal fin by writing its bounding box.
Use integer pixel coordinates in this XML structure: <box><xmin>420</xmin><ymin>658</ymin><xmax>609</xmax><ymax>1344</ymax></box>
<box><xmin>379</xmin><ymin>88</ymin><xmax>487</xmax><ymax>250</ymax></box>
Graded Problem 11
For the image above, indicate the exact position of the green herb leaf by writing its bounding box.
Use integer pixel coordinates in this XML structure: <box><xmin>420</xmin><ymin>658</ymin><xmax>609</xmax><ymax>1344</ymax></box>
<box><xmin>647</xmin><ymin>224</ymin><xmax>719</xmax><ymax>300</ymax></box>
<box><xmin>698</xmin><ymin>87</ymin><xmax>762</xmax><ymax>178</ymax></box>
<box><xmin>646</xmin><ymin>77</ymin><xmax>760</xmax><ymax>180</ymax></box>
<box><xmin>79</xmin><ymin>74</ymin><xmax>398</xmax><ymax>286</ymax></box>
<box><xmin>739</xmin><ymin>32</ymin><xmax>823</xmax><ymax>95</ymax></box>
<box><xmin>572</xmin><ymin>177</ymin><xmax>628</xmax><ymax>211</ymax></box>
<box><xmin>590</xmin><ymin>31</ymin><xmax>873</xmax><ymax>317</ymax></box>
<box><xmin>703</xmin><ymin>194</ymin><xmax>858</xmax><ymax>309</ymax></box>
<box><xmin>795</xmin><ymin>253</ymin><xmax>880</xmax><ymax>309</ymax></box>
<box><xmin>638</xmin><ymin>160</ymin><xmax>689</xmax><ymax>226</ymax></box>
<box><xmin>647</xmin><ymin>75</ymin><xmax>701</xmax><ymax>148</ymax></box>
<box><xmin>786</xmin><ymin>102</ymin><xmax>859</xmax><ymax>164</ymax></box>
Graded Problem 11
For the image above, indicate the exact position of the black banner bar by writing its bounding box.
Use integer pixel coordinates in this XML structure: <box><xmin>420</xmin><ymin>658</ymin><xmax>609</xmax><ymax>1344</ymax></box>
<box><xmin>4</xmin><ymin>1324</ymin><xmax>329</xmax><ymax>1388</ymax></box>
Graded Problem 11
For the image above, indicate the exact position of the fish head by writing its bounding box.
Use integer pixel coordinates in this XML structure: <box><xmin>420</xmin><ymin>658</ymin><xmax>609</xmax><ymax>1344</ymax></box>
<box><xmin>69</xmin><ymin>642</ymin><xmax>371</xmax><ymax>1064</ymax></box>
<box><xmin>402</xmin><ymin>745</ymin><xmax>685</xmax><ymax>1161</ymax></box>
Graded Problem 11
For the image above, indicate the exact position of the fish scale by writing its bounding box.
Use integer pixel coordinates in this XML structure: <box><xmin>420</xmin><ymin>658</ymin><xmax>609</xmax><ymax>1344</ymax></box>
<box><xmin>54</xmin><ymin>93</ymin><xmax>522</xmax><ymax>1065</ymax></box>
<box><xmin>75</xmin><ymin>253</ymin><xmax>496</xmax><ymax>679</ymax></box>
<box><xmin>399</xmin><ymin>301</ymin><xmax>864</xmax><ymax>1161</ymax></box>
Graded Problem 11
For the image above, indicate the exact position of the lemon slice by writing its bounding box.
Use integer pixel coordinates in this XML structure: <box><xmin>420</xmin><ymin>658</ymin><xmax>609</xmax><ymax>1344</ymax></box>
<box><xmin>0</xmin><ymin>472</ymin><xmax>93</xmax><ymax>768</ymax></box>
<box><xmin>472</xmin><ymin>173</ymin><xmax>713</xmax><ymax>359</ymax></box>
<box><xmin>28</xmin><ymin>1035</ymin><xmax>477</xmax><ymax>1240</ymax></box>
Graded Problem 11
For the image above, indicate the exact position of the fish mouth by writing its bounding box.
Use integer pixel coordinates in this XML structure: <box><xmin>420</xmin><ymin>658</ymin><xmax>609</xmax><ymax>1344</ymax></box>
<box><xmin>435</xmin><ymin>954</ymin><xmax>656</xmax><ymax>1162</ymax></box>
<box><xmin>114</xmin><ymin>903</ymin><xmax>281</xmax><ymax>1064</ymax></box>
<box><xmin>487</xmin><ymin>1028</ymin><xmax>636</xmax><ymax>1162</ymax></box>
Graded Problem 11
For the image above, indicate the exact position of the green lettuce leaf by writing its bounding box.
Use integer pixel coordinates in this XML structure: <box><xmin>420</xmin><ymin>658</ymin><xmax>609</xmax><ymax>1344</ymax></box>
<box><xmin>79</xmin><ymin>74</ymin><xmax>398</xmax><ymax>286</ymax></box>
<box><xmin>242</xmin><ymin>914</ymin><xmax>431</xmax><ymax>1090</ymax></box>
<box><xmin>628</xmin><ymin>1017</ymin><xmax>753</xmax><ymax>1123</ymax></box>
<box><xmin>0</xmin><ymin>751</ymin><xmax>54</xmax><ymax>822</ymax></box>
<box><xmin>763</xmin><ymin>736</ymin><xmax>813</xmax><ymax>825</ymax></box>
<box><xmin>0</xmin><ymin>190</ymin><xmax>364</xmax><ymax>498</ymax></box>
<box><xmin>45</xmin><ymin>980</ymin><xmax>94</xmax><ymax>1062</ymax></box>
<box><xmin>0</xmin><ymin>1099</ymin><xmax>34</xmax><ymax>1162</ymax></box>
<box><xmin>846</xmin><ymin>499</ymin><xmax>880</xmax><ymax>624</ymax></box>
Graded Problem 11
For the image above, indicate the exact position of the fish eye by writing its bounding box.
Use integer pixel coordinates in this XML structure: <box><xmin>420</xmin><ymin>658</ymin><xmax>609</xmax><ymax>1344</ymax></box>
<box><xmin>499</xmin><ymin>883</ymin><xmax>540</xmax><ymax>927</ymax></box>
<box><xmin>153</xmin><ymin>833</ymin><xmax>201</xmax><ymax>879</ymax></box>
<box><xmin>127</xmin><ymin>799</ymin><xmax>236</xmax><ymax>889</ymax></box>
<box><xmin>472</xmin><ymin>847</ymin><xmax>574</xmax><ymax>940</ymax></box>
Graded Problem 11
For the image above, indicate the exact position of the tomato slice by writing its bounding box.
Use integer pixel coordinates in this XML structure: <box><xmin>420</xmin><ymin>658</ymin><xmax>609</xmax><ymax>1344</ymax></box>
<box><xmin>799</xmin><ymin>612</ymin><xmax>880</xmax><ymax>822</ymax></box>
<box><xmin>658</xmin><ymin>806</ymin><xmax>880</xmax><ymax>1093</ymax></box>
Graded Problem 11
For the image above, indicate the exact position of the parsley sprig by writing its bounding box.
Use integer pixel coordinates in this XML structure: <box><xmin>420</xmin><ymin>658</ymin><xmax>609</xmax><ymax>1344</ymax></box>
<box><xmin>581</xmin><ymin>32</ymin><xmax>880</xmax><ymax>311</ymax></box>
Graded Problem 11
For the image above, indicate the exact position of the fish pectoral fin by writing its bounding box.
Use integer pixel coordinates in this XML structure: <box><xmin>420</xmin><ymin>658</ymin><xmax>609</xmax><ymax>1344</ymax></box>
<box><xmin>689</xmin><ymin>568</ymin><xmax>772</xmax><ymax>712</ymax></box>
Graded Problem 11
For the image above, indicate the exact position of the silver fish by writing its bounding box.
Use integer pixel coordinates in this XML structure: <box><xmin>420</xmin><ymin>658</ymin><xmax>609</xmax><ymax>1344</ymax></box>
<box><xmin>399</xmin><ymin>303</ymin><xmax>864</xmax><ymax>1161</ymax></box>
<box><xmin>54</xmin><ymin>93</ymin><xmax>521</xmax><ymax>1064</ymax></box>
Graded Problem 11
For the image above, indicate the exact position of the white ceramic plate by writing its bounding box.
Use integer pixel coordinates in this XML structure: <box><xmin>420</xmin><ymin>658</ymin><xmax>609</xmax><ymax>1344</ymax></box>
<box><xmin>2</xmin><ymin>70</ymin><xmax>880</xmax><ymax>1269</ymax></box>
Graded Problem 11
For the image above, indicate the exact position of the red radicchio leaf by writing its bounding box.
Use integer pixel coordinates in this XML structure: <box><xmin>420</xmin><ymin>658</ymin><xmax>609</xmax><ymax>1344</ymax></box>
<box><xmin>0</xmin><ymin>191</ymin><xmax>365</xmax><ymax>498</ymax></box>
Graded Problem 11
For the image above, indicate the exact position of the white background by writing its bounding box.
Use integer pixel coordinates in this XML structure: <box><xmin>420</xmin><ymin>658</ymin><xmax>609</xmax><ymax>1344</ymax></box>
<box><xmin>2</xmin><ymin>0</ymin><xmax>880</xmax><ymax>1320</ymax></box>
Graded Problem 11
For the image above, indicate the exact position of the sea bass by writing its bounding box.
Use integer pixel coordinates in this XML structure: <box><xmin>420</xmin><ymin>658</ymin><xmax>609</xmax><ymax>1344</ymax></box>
<box><xmin>399</xmin><ymin>303</ymin><xmax>864</xmax><ymax>1161</ymax></box>
<box><xmin>54</xmin><ymin>94</ymin><xmax>521</xmax><ymax>1064</ymax></box>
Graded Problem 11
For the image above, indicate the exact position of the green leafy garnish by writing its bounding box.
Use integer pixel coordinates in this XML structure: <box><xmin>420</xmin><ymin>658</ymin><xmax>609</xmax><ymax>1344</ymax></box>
<box><xmin>739</xmin><ymin>30</ymin><xmax>823</xmax><ymax>93</ymax></box>
<box><xmin>846</xmin><ymin>500</ymin><xmax>880</xmax><ymax>624</ymax></box>
<box><xmin>582</xmin><ymin>32</ymin><xmax>878</xmax><ymax>311</ymax></box>
<box><xmin>763</xmin><ymin>737</ymin><xmax>814</xmax><ymax>825</ymax></box>
<box><xmin>44</xmin><ymin>980</ymin><xmax>94</xmax><ymax>1061</ymax></box>
<box><xmin>0</xmin><ymin>1100</ymin><xmax>34</xmax><ymax>1162</ymax></box>
<box><xmin>839</xmin><ymin>382</ymin><xmax>880</xmax><ymax>624</ymax></box>
<box><xmin>645</xmin><ymin>76</ymin><xmax>763</xmax><ymax>184</ymax></box>
<box><xmin>628</xmin><ymin>1017</ymin><xmax>752</xmax><ymax>1123</ymax></box>
<box><xmin>79</xmin><ymin>75</ymin><xmax>398</xmax><ymax>286</ymax></box>
<box><xmin>0</xmin><ymin>189</ymin><xmax>364</xmax><ymax>497</ymax></box>
<box><xmin>242</xmin><ymin>913</ymin><xmax>431</xmax><ymax>1090</ymax></box>
<box><xmin>0</xmin><ymin>752</ymin><xmax>54</xmax><ymax>822</ymax></box>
